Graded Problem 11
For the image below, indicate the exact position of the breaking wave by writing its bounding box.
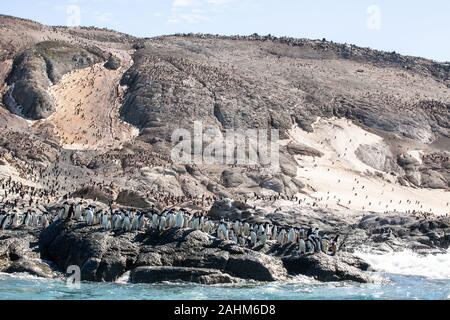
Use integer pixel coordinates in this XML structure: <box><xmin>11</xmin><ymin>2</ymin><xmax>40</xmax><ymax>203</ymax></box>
<box><xmin>356</xmin><ymin>250</ymin><xmax>450</xmax><ymax>280</ymax></box>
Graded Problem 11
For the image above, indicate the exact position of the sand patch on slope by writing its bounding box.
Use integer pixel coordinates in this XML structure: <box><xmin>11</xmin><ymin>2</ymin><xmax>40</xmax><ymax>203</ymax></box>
<box><xmin>286</xmin><ymin>118</ymin><xmax>449</xmax><ymax>216</ymax></box>
<box><xmin>38</xmin><ymin>49</ymin><xmax>138</xmax><ymax>150</ymax></box>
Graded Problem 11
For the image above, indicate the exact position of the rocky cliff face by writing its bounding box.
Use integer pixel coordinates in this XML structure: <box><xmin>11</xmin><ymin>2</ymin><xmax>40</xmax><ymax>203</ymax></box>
<box><xmin>4</xmin><ymin>41</ymin><xmax>105</xmax><ymax>119</ymax></box>
<box><xmin>0</xmin><ymin>15</ymin><xmax>449</xmax><ymax>230</ymax></box>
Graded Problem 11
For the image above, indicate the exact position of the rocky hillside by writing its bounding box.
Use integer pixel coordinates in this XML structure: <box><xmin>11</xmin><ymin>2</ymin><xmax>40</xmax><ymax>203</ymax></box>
<box><xmin>0</xmin><ymin>15</ymin><xmax>449</xmax><ymax>218</ymax></box>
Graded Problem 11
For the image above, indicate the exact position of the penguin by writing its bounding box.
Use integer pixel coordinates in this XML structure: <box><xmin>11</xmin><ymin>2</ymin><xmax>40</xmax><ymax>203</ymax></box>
<box><xmin>265</xmin><ymin>223</ymin><xmax>272</xmax><ymax>239</ymax></box>
<box><xmin>229</xmin><ymin>229</ymin><xmax>238</xmax><ymax>243</ymax></box>
<box><xmin>41</xmin><ymin>213</ymin><xmax>50</xmax><ymax>229</ymax></box>
<box><xmin>183</xmin><ymin>213</ymin><xmax>191</xmax><ymax>229</ymax></box>
<box><xmin>131</xmin><ymin>213</ymin><xmax>140</xmax><ymax>231</ymax></box>
<box><xmin>63</xmin><ymin>202</ymin><xmax>70</xmax><ymax>219</ymax></box>
<box><xmin>114</xmin><ymin>213</ymin><xmax>124</xmax><ymax>231</ymax></box>
<box><xmin>277</xmin><ymin>229</ymin><xmax>287</xmax><ymax>245</ymax></box>
<box><xmin>152</xmin><ymin>213</ymin><xmax>159</xmax><ymax>229</ymax></box>
<box><xmin>122</xmin><ymin>213</ymin><xmax>132</xmax><ymax>232</ymax></box>
<box><xmin>260</xmin><ymin>230</ymin><xmax>268</xmax><ymax>247</ymax></box>
<box><xmin>0</xmin><ymin>213</ymin><xmax>5</xmax><ymax>227</ymax></box>
<box><xmin>31</xmin><ymin>211</ymin><xmax>39</xmax><ymax>227</ymax></box>
<box><xmin>242</xmin><ymin>222</ymin><xmax>250</xmax><ymax>237</ymax></box>
<box><xmin>305</xmin><ymin>238</ymin><xmax>315</xmax><ymax>253</ymax></box>
<box><xmin>175</xmin><ymin>211</ymin><xmax>184</xmax><ymax>229</ymax></box>
<box><xmin>159</xmin><ymin>215</ymin><xmax>167</xmax><ymax>231</ymax></box>
<box><xmin>271</xmin><ymin>225</ymin><xmax>278</xmax><ymax>241</ymax></box>
<box><xmin>233</xmin><ymin>220</ymin><xmax>241</xmax><ymax>236</ymax></box>
<box><xmin>85</xmin><ymin>207</ymin><xmax>94</xmax><ymax>226</ymax></box>
<box><xmin>167</xmin><ymin>211</ymin><xmax>176</xmax><ymax>229</ymax></box>
<box><xmin>24</xmin><ymin>210</ymin><xmax>33</xmax><ymax>227</ymax></box>
<box><xmin>321</xmin><ymin>236</ymin><xmax>330</xmax><ymax>254</ymax></box>
<box><xmin>298</xmin><ymin>238</ymin><xmax>306</xmax><ymax>255</ymax></box>
<box><xmin>138</xmin><ymin>212</ymin><xmax>146</xmax><ymax>230</ymax></box>
<box><xmin>1</xmin><ymin>214</ymin><xmax>11</xmax><ymax>229</ymax></box>
<box><xmin>11</xmin><ymin>211</ymin><xmax>20</xmax><ymax>228</ymax></box>
<box><xmin>239</xmin><ymin>236</ymin><xmax>247</xmax><ymax>247</ymax></box>
<box><xmin>192</xmin><ymin>215</ymin><xmax>200</xmax><ymax>230</ymax></box>
<box><xmin>202</xmin><ymin>218</ymin><xmax>212</xmax><ymax>234</ymax></box>
<box><xmin>288</xmin><ymin>228</ymin><xmax>296</xmax><ymax>244</ymax></box>
<box><xmin>250</xmin><ymin>230</ymin><xmax>258</xmax><ymax>248</ymax></box>
<box><xmin>74</xmin><ymin>202</ymin><xmax>82</xmax><ymax>221</ymax></box>
<box><xmin>258</xmin><ymin>224</ymin><xmax>265</xmax><ymax>236</ymax></box>
<box><xmin>102</xmin><ymin>212</ymin><xmax>111</xmax><ymax>231</ymax></box>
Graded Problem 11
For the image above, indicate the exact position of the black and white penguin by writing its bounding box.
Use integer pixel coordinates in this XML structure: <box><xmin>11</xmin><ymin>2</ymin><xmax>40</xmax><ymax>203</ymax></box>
<box><xmin>101</xmin><ymin>212</ymin><xmax>111</xmax><ymax>231</ymax></box>
<box><xmin>131</xmin><ymin>212</ymin><xmax>140</xmax><ymax>231</ymax></box>
<box><xmin>122</xmin><ymin>213</ymin><xmax>132</xmax><ymax>232</ymax></box>
<box><xmin>41</xmin><ymin>213</ymin><xmax>50</xmax><ymax>229</ymax></box>
<box><xmin>152</xmin><ymin>213</ymin><xmax>159</xmax><ymax>229</ymax></box>
<box><xmin>138</xmin><ymin>212</ymin><xmax>146</xmax><ymax>230</ymax></box>
<box><xmin>175</xmin><ymin>211</ymin><xmax>184</xmax><ymax>229</ymax></box>
<box><xmin>24</xmin><ymin>210</ymin><xmax>33</xmax><ymax>227</ymax></box>
<box><xmin>298</xmin><ymin>238</ymin><xmax>306</xmax><ymax>255</ymax></box>
<box><xmin>85</xmin><ymin>206</ymin><xmax>94</xmax><ymax>226</ymax></box>
<box><xmin>1</xmin><ymin>214</ymin><xmax>11</xmax><ymax>229</ymax></box>
<box><xmin>74</xmin><ymin>202</ymin><xmax>83</xmax><ymax>221</ymax></box>
<box><xmin>159</xmin><ymin>214</ymin><xmax>167</xmax><ymax>231</ymax></box>
<box><xmin>250</xmin><ymin>230</ymin><xmax>258</xmax><ymax>248</ymax></box>
<box><xmin>114</xmin><ymin>212</ymin><xmax>124</xmax><ymax>231</ymax></box>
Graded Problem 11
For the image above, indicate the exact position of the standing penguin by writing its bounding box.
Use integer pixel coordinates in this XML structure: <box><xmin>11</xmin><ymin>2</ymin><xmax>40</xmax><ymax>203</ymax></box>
<box><xmin>159</xmin><ymin>214</ymin><xmax>167</xmax><ymax>231</ymax></box>
<box><xmin>250</xmin><ymin>230</ymin><xmax>258</xmax><ymax>248</ymax></box>
<box><xmin>175</xmin><ymin>211</ymin><xmax>184</xmax><ymax>229</ymax></box>
<box><xmin>74</xmin><ymin>202</ymin><xmax>83</xmax><ymax>221</ymax></box>
<box><xmin>101</xmin><ymin>212</ymin><xmax>111</xmax><ymax>231</ymax></box>
<box><xmin>85</xmin><ymin>206</ymin><xmax>94</xmax><ymax>226</ymax></box>
<box><xmin>298</xmin><ymin>238</ymin><xmax>306</xmax><ymax>255</ymax></box>
<box><xmin>41</xmin><ymin>213</ymin><xmax>50</xmax><ymax>229</ymax></box>
<box><xmin>131</xmin><ymin>213</ymin><xmax>140</xmax><ymax>231</ymax></box>
<box><xmin>123</xmin><ymin>213</ymin><xmax>132</xmax><ymax>232</ymax></box>
<box><xmin>1</xmin><ymin>214</ymin><xmax>11</xmax><ymax>229</ymax></box>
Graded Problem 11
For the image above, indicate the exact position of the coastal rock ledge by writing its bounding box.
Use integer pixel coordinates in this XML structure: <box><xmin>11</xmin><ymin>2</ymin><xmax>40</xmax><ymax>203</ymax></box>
<box><xmin>0</xmin><ymin>221</ymin><xmax>374</xmax><ymax>284</ymax></box>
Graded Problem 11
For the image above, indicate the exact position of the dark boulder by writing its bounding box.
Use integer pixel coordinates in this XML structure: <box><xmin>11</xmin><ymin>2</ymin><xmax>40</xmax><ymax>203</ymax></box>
<box><xmin>282</xmin><ymin>253</ymin><xmax>372</xmax><ymax>283</ymax></box>
<box><xmin>130</xmin><ymin>266</ymin><xmax>239</xmax><ymax>285</ymax></box>
<box><xmin>104</xmin><ymin>54</ymin><xmax>121</xmax><ymax>70</ymax></box>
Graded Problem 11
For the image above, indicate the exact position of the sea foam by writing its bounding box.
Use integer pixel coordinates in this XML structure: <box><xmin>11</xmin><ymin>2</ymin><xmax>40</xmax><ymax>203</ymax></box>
<box><xmin>355</xmin><ymin>250</ymin><xmax>450</xmax><ymax>280</ymax></box>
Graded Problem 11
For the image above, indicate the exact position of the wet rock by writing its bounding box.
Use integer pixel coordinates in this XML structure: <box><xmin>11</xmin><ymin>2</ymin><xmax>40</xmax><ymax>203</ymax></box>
<box><xmin>282</xmin><ymin>253</ymin><xmax>372</xmax><ymax>283</ymax></box>
<box><xmin>130</xmin><ymin>266</ymin><xmax>238</xmax><ymax>284</ymax></box>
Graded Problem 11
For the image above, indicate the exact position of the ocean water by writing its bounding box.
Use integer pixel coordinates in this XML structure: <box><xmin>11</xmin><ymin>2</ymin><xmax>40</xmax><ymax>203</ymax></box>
<box><xmin>1</xmin><ymin>251</ymin><xmax>450</xmax><ymax>300</ymax></box>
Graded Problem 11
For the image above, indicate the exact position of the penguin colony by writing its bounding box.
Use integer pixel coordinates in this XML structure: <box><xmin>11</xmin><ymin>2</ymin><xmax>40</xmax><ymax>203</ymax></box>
<box><xmin>0</xmin><ymin>200</ymin><xmax>340</xmax><ymax>256</ymax></box>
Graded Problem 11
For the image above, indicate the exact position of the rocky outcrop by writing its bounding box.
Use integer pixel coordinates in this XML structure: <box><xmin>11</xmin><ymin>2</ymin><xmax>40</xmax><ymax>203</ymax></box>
<box><xmin>130</xmin><ymin>266</ymin><xmax>239</xmax><ymax>285</ymax></box>
<box><xmin>104</xmin><ymin>54</ymin><xmax>121</xmax><ymax>70</ymax></box>
<box><xmin>0</xmin><ymin>229</ymin><xmax>58</xmax><ymax>278</ymax></box>
<box><xmin>4</xmin><ymin>41</ymin><xmax>104</xmax><ymax>119</ymax></box>
<box><xmin>282</xmin><ymin>253</ymin><xmax>372</xmax><ymax>283</ymax></box>
<box><xmin>287</xmin><ymin>142</ymin><xmax>324</xmax><ymax>158</ymax></box>
<box><xmin>39</xmin><ymin>221</ymin><xmax>288</xmax><ymax>283</ymax></box>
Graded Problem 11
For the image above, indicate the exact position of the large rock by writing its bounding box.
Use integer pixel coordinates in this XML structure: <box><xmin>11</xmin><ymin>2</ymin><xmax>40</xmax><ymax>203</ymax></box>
<box><xmin>209</xmin><ymin>199</ymin><xmax>255</xmax><ymax>221</ymax></box>
<box><xmin>39</xmin><ymin>221</ymin><xmax>288</xmax><ymax>283</ymax></box>
<box><xmin>104</xmin><ymin>54</ymin><xmax>121</xmax><ymax>70</ymax></box>
<box><xmin>130</xmin><ymin>266</ymin><xmax>238</xmax><ymax>285</ymax></box>
<box><xmin>221</xmin><ymin>169</ymin><xmax>244</xmax><ymax>188</ymax></box>
<box><xmin>282</xmin><ymin>253</ymin><xmax>372</xmax><ymax>283</ymax></box>
<box><xmin>0</xmin><ymin>229</ymin><xmax>58</xmax><ymax>279</ymax></box>
<box><xmin>287</xmin><ymin>142</ymin><xmax>324</xmax><ymax>158</ymax></box>
<box><xmin>116</xmin><ymin>190</ymin><xmax>153</xmax><ymax>209</ymax></box>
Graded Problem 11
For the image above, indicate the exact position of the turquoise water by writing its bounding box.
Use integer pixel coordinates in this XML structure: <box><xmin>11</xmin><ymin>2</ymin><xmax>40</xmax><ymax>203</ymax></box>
<box><xmin>1</xmin><ymin>273</ymin><xmax>449</xmax><ymax>300</ymax></box>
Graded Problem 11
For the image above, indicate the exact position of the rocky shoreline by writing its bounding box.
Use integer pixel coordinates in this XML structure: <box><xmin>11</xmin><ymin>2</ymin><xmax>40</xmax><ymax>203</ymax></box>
<box><xmin>1</xmin><ymin>204</ymin><xmax>449</xmax><ymax>285</ymax></box>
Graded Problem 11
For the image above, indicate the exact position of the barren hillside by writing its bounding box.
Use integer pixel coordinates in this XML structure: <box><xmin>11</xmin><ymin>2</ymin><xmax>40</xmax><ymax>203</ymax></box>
<box><xmin>0</xmin><ymin>15</ymin><xmax>448</xmax><ymax>216</ymax></box>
